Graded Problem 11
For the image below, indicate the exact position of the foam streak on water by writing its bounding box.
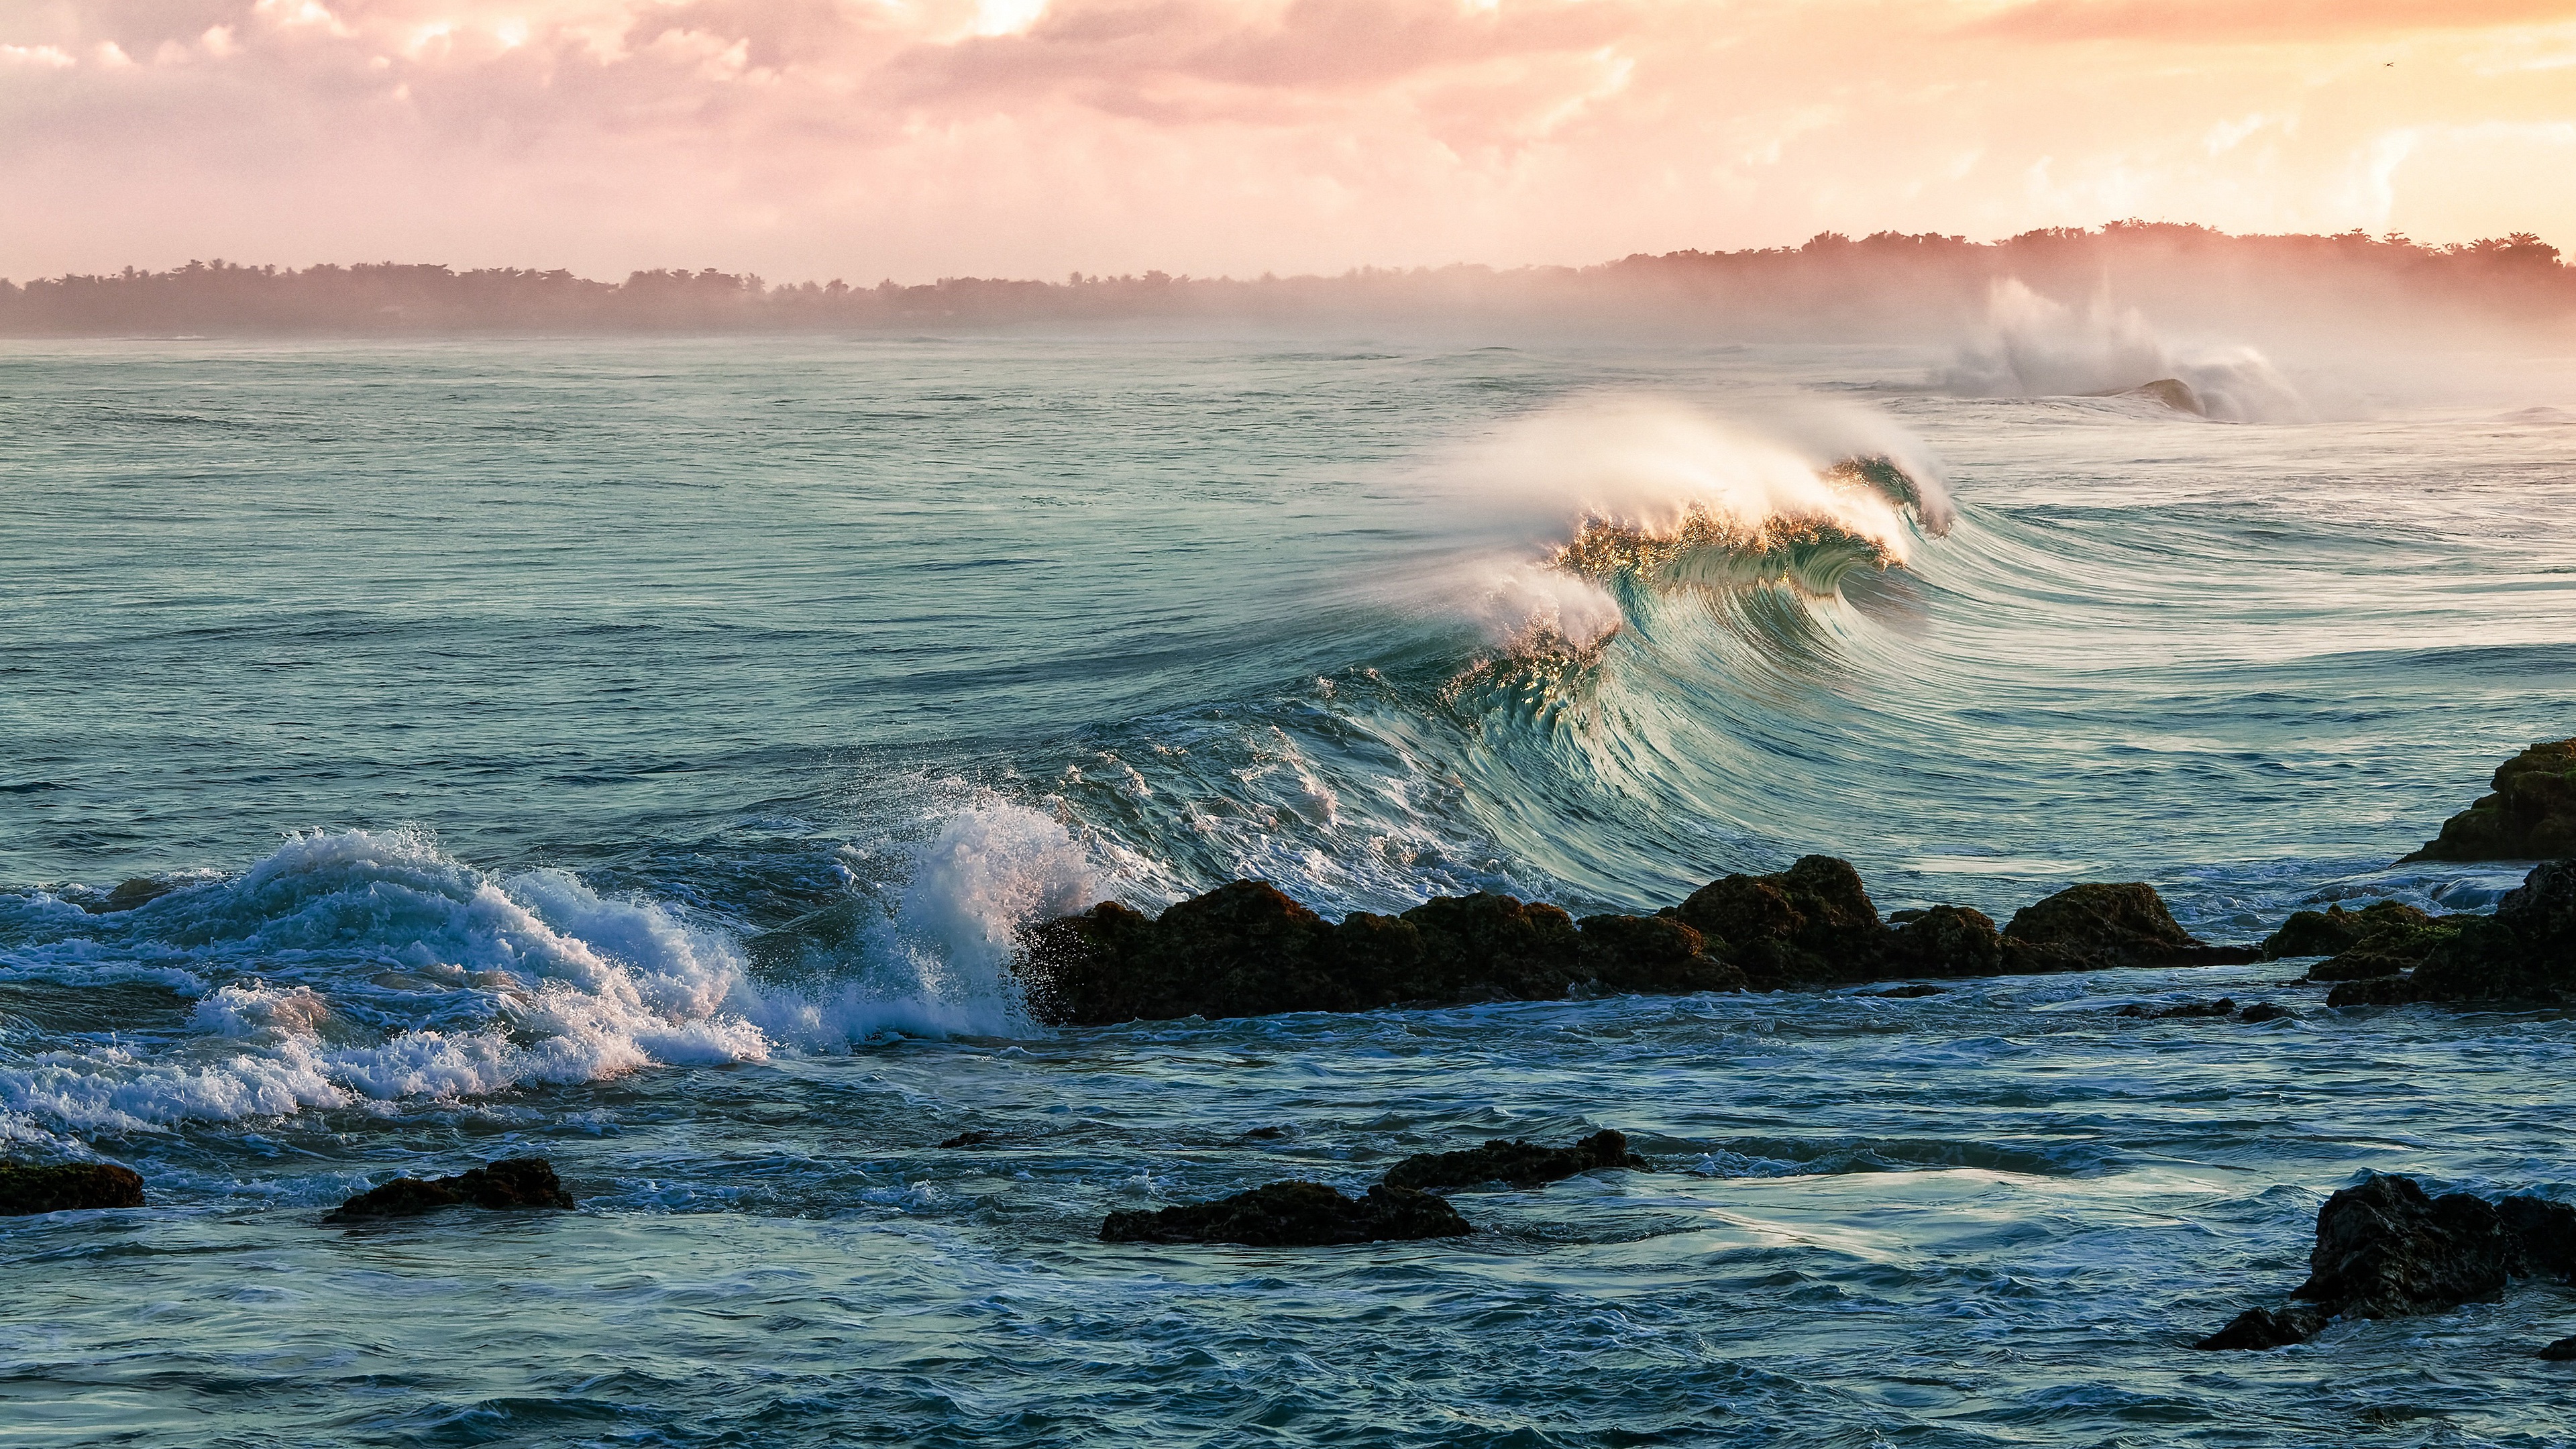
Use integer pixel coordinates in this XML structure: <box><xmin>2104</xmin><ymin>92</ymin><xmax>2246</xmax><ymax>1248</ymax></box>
<box><xmin>3</xmin><ymin>335</ymin><xmax>2574</xmax><ymax>1446</ymax></box>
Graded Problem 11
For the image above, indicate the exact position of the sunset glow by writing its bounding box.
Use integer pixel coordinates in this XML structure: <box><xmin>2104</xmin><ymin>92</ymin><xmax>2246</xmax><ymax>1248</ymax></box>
<box><xmin>7</xmin><ymin>0</ymin><xmax>2575</xmax><ymax>280</ymax></box>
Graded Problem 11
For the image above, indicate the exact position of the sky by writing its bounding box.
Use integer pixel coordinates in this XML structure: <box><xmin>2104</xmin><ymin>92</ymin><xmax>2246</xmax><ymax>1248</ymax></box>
<box><xmin>5</xmin><ymin>0</ymin><xmax>2575</xmax><ymax>282</ymax></box>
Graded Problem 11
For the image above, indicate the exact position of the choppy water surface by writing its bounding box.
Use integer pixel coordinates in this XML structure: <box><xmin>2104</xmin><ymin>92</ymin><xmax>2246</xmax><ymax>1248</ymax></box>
<box><xmin>3</xmin><ymin>331</ymin><xmax>2574</xmax><ymax>1446</ymax></box>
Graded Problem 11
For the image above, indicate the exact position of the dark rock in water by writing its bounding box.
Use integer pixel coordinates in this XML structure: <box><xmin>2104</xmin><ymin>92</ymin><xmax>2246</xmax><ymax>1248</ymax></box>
<box><xmin>331</xmin><ymin>1157</ymin><xmax>575</xmax><ymax>1219</ymax></box>
<box><xmin>1886</xmin><ymin>904</ymin><xmax>2004</xmax><ymax>977</ymax></box>
<box><xmin>2405</xmin><ymin>858</ymin><xmax>2576</xmax><ymax>1005</ymax></box>
<box><xmin>1575</xmin><ymin>914</ymin><xmax>1744</xmax><ymax>996</ymax></box>
<box><xmin>939</xmin><ymin>1130</ymin><xmax>1000</xmax><ymax>1149</ymax></box>
<box><xmin>82</xmin><ymin>877</ymin><xmax>176</xmax><ymax>915</ymax></box>
<box><xmin>1399</xmin><ymin>892</ymin><xmax>1585</xmax><ymax>1002</ymax></box>
<box><xmin>2499</xmin><ymin>1195</ymin><xmax>2576</xmax><ymax>1281</ymax></box>
<box><xmin>0</xmin><ymin>1161</ymin><xmax>146</xmax><ymax>1214</ymax></box>
<box><xmin>2002</xmin><ymin>882</ymin><xmax>2255</xmax><ymax>972</ymax></box>
<box><xmin>1678</xmin><ymin>855</ymin><xmax>1886</xmax><ymax>986</ymax></box>
<box><xmin>2194</xmin><ymin>1305</ymin><xmax>2325</xmax><ymax>1350</ymax></box>
<box><xmin>2542</xmin><ymin>1336</ymin><xmax>2576</xmax><ymax>1361</ymax></box>
<box><xmin>2117</xmin><ymin>998</ymin><xmax>2237</xmax><ymax>1019</ymax></box>
<box><xmin>1868</xmin><ymin>983</ymin><xmax>1947</xmax><ymax>998</ymax></box>
<box><xmin>1021</xmin><ymin>881</ymin><xmax>1651</xmax><ymax>1024</ymax></box>
<box><xmin>2265</xmin><ymin>902</ymin><xmax>2465</xmax><ymax>981</ymax></box>
<box><xmin>2402</xmin><ymin>738</ymin><xmax>2576</xmax><ymax>863</ymax></box>
<box><xmin>2298</xmin><ymin>1175</ymin><xmax>2510</xmax><ymax>1320</ymax></box>
<box><xmin>2326</xmin><ymin>975</ymin><xmax>2415</xmax><ymax>1007</ymax></box>
<box><xmin>2199</xmin><ymin>1174</ymin><xmax>2576</xmax><ymax>1350</ymax></box>
<box><xmin>1381</xmin><ymin>1129</ymin><xmax>1646</xmax><ymax>1192</ymax></box>
<box><xmin>1099</xmin><ymin>1180</ymin><xmax>1471</xmax><ymax>1246</ymax></box>
<box><xmin>2237</xmin><ymin>1002</ymin><xmax>2294</xmax><ymax>1023</ymax></box>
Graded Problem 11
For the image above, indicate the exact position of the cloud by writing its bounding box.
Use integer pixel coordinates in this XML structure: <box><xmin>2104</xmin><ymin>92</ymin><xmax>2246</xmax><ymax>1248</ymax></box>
<box><xmin>1973</xmin><ymin>0</ymin><xmax>2576</xmax><ymax>43</ymax></box>
<box><xmin>1</xmin><ymin>0</ymin><xmax>2572</xmax><ymax>283</ymax></box>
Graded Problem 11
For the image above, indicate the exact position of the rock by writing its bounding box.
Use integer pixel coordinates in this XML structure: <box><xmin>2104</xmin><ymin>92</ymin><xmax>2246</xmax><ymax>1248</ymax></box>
<box><xmin>1868</xmin><ymin>983</ymin><xmax>1947</xmax><ymax>998</ymax></box>
<box><xmin>2326</xmin><ymin>975</ymin><xmax>2415</xmax><ymax>1007</ymax></box>
<box><xmin>2500</xmin><ymin>1195</ymin><xmax>2576</xmax><ymax>1281</ymax></box>
<box><xmin>1018</xmin><ymin>899</ymin><xmax>1168</xmax><ymax>1024</ymax></box>
<box><xmin>1099</xmin><ymin>1180</ymin><xmax>1472</xmax><ymax>1246</ymax></box>
<box><xmin>2402</xmin><ymin>738</ymin><xmax>2576</xmax><ymax>862</ymax></box>
<box><xmin>1677</xmin><ymin>855</ymin><xmax>1886</xmax><ymax>986</ymax></box>
<box><xmin>2002</xmin><ymin>882</ymin><xmax>2256</xmax><ymax>972</ymax></box>
<box><xmin>2542</xmin><ymin>1336</ymin><xmax>2576</xmax><ymax>1361</ymax></box>
<box><xmin>938</xmin><ymin>1130</ymin><xmax>999</xmax><ymax>1148</ymax></box>
<box><xmin>2273</xmin><ymin>902</ymin><xmax>2464</xmax><ymax>981</ymax></box>
<box><xmin>1381</xmin><ymin>1129</ymin><xmax>1646</xmax><ymax>1192</ymax></box>
<box><xmin>2404</xmin><ymin>858</ymin><xmax>2576</xmax><ymax>1005</ymax></box>
<box><xmin>1575</xmin><ymin>914</ymin><xmax>1745</xmax><ymax>995</ymax></box>
<box><xmin>2297</xmin><ymin>1175</ymin><xmax>2509</xmax><ymax>1319</ymax></box>
<box><xmin>2118</xmin><ymin>998</ymin><xmax>2237</xmax><ymax>1019</ymax></box>
<box><xmin>2237</xmin><ymin>1002</ymin><xmax>2294</xmax><ymax>1023</ymax></box>
<box><xmin>1399</xmin><ymin>892</ymin><xmax>1585</xmax><ymax>1002</ymax></box>
<box><xmin>1886</xmin><ymin>904</ymin><xmax>2005</xmax><ymax>977</ymax></box>
<box><xmin>2193</xmin><ymin>1305</ymin><xmax>2325</xmax><ymax>1350</ymax></box>
<box><xmin>83</xmin><ymin>877</ymin><xmax>176</xmax><ymax>915</ymax></box>
<box><xmin>0</xmin><ymin>1161</ymin><xmax>146</xmax><ymax>1214</ymax></box>
<box><xmin>2198</xmin><ymin>1174</ymin><xmax>2576</xmax><ymax>1350</ymax></box>
<box><xmin>330</xmin><ymin>1157</ymin><xmax>575</xmax><ymax>1219</ymax></box>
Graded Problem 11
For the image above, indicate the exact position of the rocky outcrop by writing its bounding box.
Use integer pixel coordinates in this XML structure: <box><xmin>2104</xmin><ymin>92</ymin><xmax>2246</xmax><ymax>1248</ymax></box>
<box><xmin>1099</xmin><ymin>1181</ymin><xmax>1472</xmax><ymax>1246</ymax></box>
<box><xmin>2318</xmin><ymin>860</ymin><xmax>2576</xmax><ymax>1007</ymax></box>
<box><xmin>1017</xmin><ymin>861</ymin><xmax>2246</xmax><ymax>1025</ymax></box>
<box><xmin>1575</xmin><ymin>914</ymin><xmax>1745</xmax><ymax>995</ymax></box>
<box><xmin>330</xmin><ymin>1157</ymin><xmax>575</xmax><ymax>1219</ymax></box>
<box><xmin>2261</xmin><ymin>900</ymin><xmax>2463</xmax><ymax>982</ymax></box>
<box><xmin>2543</xmin><ymin>1337</ymin><xmax>2576</xmax><ymax>1361</ymax></box>
<box><xmin>2402</xmin><ymin>738</ymin><xmax>2576</xmax><ymax>863</ymax></box>
<box><xmin>1381</xmin><ymin>1130</ymin><xmax>1646</xmax><ymax>1192</ymax></box>
<box><xmin>2195</xmin><ymin>1175</ymin><xmax>2576</xmax><ymax>1350</ymax></box>
<box><xmin>0</xmin><ymin>1161</ymin><xmax>146</xmax><ymax>1214</ymax></box>
<box><xmin>2407</xmin><ymin>859</ymin><xmax>2576</xmax><ymax>1004</ymax></box>
<box><xmin>1677</xmin><ymin>855</ymin><xmax>1887</xmax><ymax>986</ymax></box>
<box><xmin>2004</xmin><ymin>883</ymin><xmax>2257</xmax><ymax>972</ymax></box>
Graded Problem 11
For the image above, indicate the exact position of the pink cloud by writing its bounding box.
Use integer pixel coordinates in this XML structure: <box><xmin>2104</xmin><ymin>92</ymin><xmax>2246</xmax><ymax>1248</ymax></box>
<box><xmin>2</xmin><ymin>1</ymin><xmax>2572</xmax><ymax>283</ymax></box>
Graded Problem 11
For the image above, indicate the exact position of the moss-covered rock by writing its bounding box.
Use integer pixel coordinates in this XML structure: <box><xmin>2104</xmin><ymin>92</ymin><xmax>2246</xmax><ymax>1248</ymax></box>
<box><xmin>2402</xmin><ymin>738</ymin><xmax>2576</xmax><ymax>863</ymax></box>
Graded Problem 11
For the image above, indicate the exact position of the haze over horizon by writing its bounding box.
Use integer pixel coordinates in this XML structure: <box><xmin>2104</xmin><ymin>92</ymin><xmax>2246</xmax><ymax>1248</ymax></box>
<box><xmin>7</xmin><ymin>0</ymin><xmax>2576</xmax><ymax>283</ymax></box>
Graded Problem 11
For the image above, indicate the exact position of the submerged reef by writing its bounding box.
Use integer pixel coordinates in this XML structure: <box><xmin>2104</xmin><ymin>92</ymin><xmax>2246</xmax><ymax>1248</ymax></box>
<box><xmin>1019</xmin><ymin>857</ymin><xmax>2253</xmax><ymax>1026</ymax></box>
<box><xmin>330</xmin><ymin>1157</ymin><xmax>575</xmax><ymax>1220</ymax></box>
<box><xmin>2403</xmin><ymin>737</ymin><xmax>2576</xmax><ymax>863</ymax></box>
<box><xmin>2196</xmin><ymin>1174</ymin><xmax>2576</xmax><ymax>1350</ymax></box>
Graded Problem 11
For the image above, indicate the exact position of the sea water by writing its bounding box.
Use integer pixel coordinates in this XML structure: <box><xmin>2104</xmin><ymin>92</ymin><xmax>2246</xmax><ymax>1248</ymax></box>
<box><xmin>3</xmin><ymin>331</ymin><xmax>2574</xmax><ymax>1446</ymax></box>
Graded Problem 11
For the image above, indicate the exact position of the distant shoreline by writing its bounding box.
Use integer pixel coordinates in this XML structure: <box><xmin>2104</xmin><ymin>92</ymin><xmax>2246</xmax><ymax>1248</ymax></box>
<box><xmin>5</xmin><ymin>221</ymin><xmax>2571</xmax><ymax>339</ymax></box>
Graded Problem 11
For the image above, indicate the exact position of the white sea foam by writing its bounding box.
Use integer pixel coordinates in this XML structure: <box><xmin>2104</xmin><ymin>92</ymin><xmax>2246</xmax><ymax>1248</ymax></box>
<box><xmin>1943</xmin><ymin>278</ymin><xmax>2306</xmax><ymax>422</ymax></box>
<box><xmin>0</xmin><ymin>819</ymin><xmax>1091</xmax><ymax>1136</ymax></box>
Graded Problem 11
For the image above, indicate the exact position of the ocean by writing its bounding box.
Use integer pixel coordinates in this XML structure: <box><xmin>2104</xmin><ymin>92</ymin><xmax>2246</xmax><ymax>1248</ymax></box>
<box><xmin>3</xmin><ymin>330</ymin><xmax>2573</xmax><ymax>1446</ymax></box>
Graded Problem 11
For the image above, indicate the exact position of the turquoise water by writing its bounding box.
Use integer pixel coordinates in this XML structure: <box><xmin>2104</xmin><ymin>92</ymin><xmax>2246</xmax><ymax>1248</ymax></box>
<box><xmin>3</xmin><ymin>333</ymin><xmax>2574</xmax><ymax>1446</ymax></box>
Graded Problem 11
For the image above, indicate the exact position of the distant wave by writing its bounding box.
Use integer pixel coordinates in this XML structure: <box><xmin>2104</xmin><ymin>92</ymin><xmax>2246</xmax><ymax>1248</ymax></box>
<box><xmin>1941</xmin><ymin>278</ymin><xmax>2306</xmax><ymax>422</ymax></box>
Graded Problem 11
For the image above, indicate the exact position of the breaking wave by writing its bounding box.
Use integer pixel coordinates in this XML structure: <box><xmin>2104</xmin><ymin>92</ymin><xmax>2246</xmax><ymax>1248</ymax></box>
<box><xmin>1941</xmin><ymin>278</ymin><xmax>2305</xmax><ymax>422</ymax></box>
<box><xmin>0</xmin><ymin>813</ymin><xmax>1089</xmax><ymax>1138</ymax></box>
